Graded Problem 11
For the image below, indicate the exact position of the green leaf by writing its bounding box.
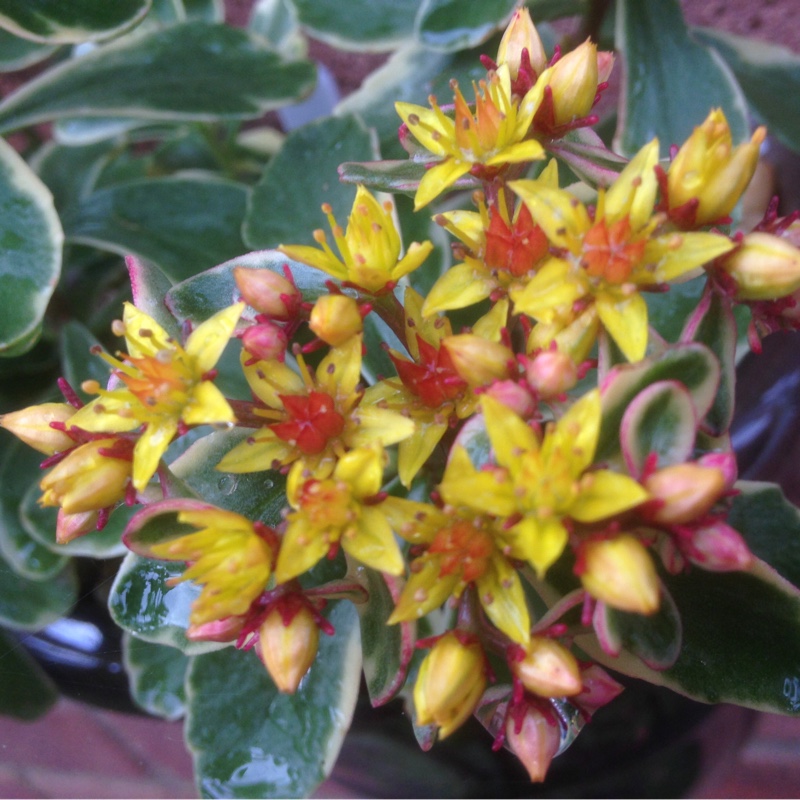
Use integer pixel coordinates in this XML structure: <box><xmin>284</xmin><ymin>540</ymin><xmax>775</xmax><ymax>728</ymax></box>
<box><xmin>186</xmin><ymin>601</ymin><xmax>362</xmax><ymax>799</ymax></box>
<box><xmin>694</xmin><ymin>27</ymin><xmax>800</xmax><ymax>153</ymax></box>
<box><xmin>0</xmin><ymin>22</ymin><xmax>316</xmax><ymax>133</ymax></box>
<box><xmin>351</xmin><ymin>567</ymin><xmax>414</xmax><ymax>706</ymax></box>
<box><xmin>681</xmin><ymin>288</ymin><xmax>737</xmax><ymax>436</ymax></box>
<box><xmin>414</xmin><ymin>0</ymin><xmax>516</xmax><ymax>52</ymax></box>
<box><xmin>337</xmin><ymin>159</ymin><xmax>430</xmax><ymax>197</ymax></box>
<box><xmin>291</xmin><ymin>0</ymin><xmax>422</xmax><ymax>50</ymax></box>
<box><xmin>58</xmin><ymin>321</ymin><xmax>112</xmax><ymax>403</ymax></box>
<box><xmin>597</xmin><ymin>343</ymin><xmax>720</xmax><ymax>463</ymax></box>
<box><xmin>109</xmin><ymin>551</ymin><xmax>213</xmax><ymax>652</ymax></box>
<box><xmin>249</xmin><ymin>0</ymin><xmax>306</xmax><ymax>61</ymax></box>
<box><xmin>0</xmin><ymin>628</ymin><xmax>59</xmax><ymax>719</ymax></box>
<box><xmin>0</xmin><ymin>137</ymin><xmax>62</xmax><ymax>356</ymax></box>
<box><xmin>0</xmin><ymin>437</ymin><xmax>69</xmax><ymax>580</ymax></box>
<box><xmin>126</xmin><ymin>255</ymin><xmax>181</xmax><ymax>339</ymax></box>
<box><xmin>244</xmin><ymin>114</ymin><xmax>375</xmax><ymax>250</ymax></box>
<box><xmin>166</xmin><ymin>250</ymin><xmax>331</xmax><ymax>325</ymax></box>
<box><xmin>62</xmin><ymin>176</ymin><xmax>248</xmax><ymax>281</ymax></box>
<box><xmin>0</xmin><ymin>27</ymin><xmax>57</xmax><ymax>70</ymax></box>
<box><xmin>335</xmin><ymin>43</ymin><xmax>487</xmax><ymax>159</ymax></box>
<box><xmin>124</xmin><ymin>633</ymin><xmax>188</xmax><ymax>720</ymax></box>
<box><xmin>614</xmin><ymin>0</ymin><xmax>748</xmax><ymax>155</ymax></box>
<box><xmin>619</xmin><ymin>380</ymin><xmax>697</xmax><ymax>478</ymax></box>
<box><xmin>0</xmin><ymin>0</ymin><xmax>150</xmax><ymax>43</ymax></box>
<box><xmin>0</xmin><ymin>545</ymin><xmax>77</xmax><ymax>630</ymax></box>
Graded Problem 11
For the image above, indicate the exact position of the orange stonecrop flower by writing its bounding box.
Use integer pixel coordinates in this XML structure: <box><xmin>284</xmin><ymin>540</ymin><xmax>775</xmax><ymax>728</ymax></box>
<box><xmin>68</xmin><ymin>302</ymin><xmax>243</xmax><ymax>491</ymax></box>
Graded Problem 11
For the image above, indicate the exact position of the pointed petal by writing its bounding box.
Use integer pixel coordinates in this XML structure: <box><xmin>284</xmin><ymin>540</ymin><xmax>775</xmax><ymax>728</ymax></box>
<box><xmin>510</xmin><ymin>257</ymin><xmax>583</xmax><ymax>322</ymax></box>
<box><xmin>334</xmin><ymin>445</ymin><xmax>384</xmax><ymax>498</ymax></box>
<box><xmin>317</xmin><ymin>335</ymin><xmax>362</xmax><ymax>398</ymax></box>
<box><xmin>275</xmin><ymin>517</ymin><xmax>329</xmax><ymax>583</ymax></box>
<box><xmin>243</xmin><ymin>357</ymin><xmax>304</xmax><ymax>408</ymax></box>
<box><xmin>511</xmin><ymin>515</ymin><xmax>568</xmax><ymax>577</ymax></box>
<box><xmin>569</xmin><ymin>470</ymin><xmax>649</xmax><ymax>522</ymax></box>
<box><xmin>604</xmin><ymin>139</ymin><xmax>659</xmax><ymax>230</ymax></box>
<box><xmin>545</xmin><ymin>388</ymin><xmax>600</xmax><ymax>474</ymax></box>
<box><xmin>216</xmin><ymin>432</ymin><xmax>294</xmax><ymax>473</ymax></box>
<box><xmin>422</xmin><ymin>261</ymin><xmax>494</xmax><ymax>316</ymax></box>
<box><xmin>476</xmin><ymin>555</ymin><xmax>531</xmax><ymax>645</ymax></box>
<box><xmin>185</xmin><ymin>303</ymin><xmax>244</xmax><ymax>374</ymax></box>
<box><xmin>278</xmin><ymin>243</ymin><xmax>347</xmax><ymax>280</ymax></box>
<box><xmin>346</xmin><ymin>506</ymin><xmax>404</xmax><ymax>575</ymax></box>
<box><xmin>439</xmin><ymin>445</ymin><xmax>517</xmax><ymax>517</ymax></box>
<box><xmin>595</xmin><ymin>289</ymin><xmax>648</xmax><ymax>362</ymax></box>
<box><xmin>122</xmin><ymin>303</ymin><xmax>171</xmax><ymax>358</ymax></box>
<box><xmin>347</xmin><ymin>405</ymin><xmax>415</xmax><ymax>448</ymax></box>
<box><xmin>415</xmin><ymin>159</ymin><xmax>472</xmax><ymax>209</ymax></box>
<box><xmin>509</xmin><ymin>183</ymin><xmax>591</xmax><ymax>251</ymax></box>
<box><xmin>648</xmin><ymin>232</ymin><xmax>734</xmax><ymax>283</ymax></box>
<box><xmin>133</xmin><ymin>419</ymin><xmax>177</xmax><ymax>490</ymax></box>
<box><xmin>481</xmin><ymin>394</ymin><xmax>538</xmax><ymax>470</ymax></box>
<box><xmin>183</xmin><ymin>381</ymin><xmax>235</xmax><ymax>426</ymax></box>
<box><xmin>398</xmin><ymin>419</ymin><xmax>447</xmax><ymax>487</ymax></box>
<box><xmin>486</xmin><ymin>138</ymin><xmax>544</xmax><ymax>166</ymax></box>
<box><xmin>388</xmin><ymin>559</ymin><xmax>459</xmax><ymax>623</ymax></box>
<box><xmin>395</xmin><ymin>101</ymin><xmax>454</xmax><ymax>156</ymax></box>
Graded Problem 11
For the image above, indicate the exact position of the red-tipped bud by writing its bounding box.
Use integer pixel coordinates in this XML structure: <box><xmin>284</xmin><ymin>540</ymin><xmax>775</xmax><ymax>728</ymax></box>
<box><xmin>685</xmin><ymin>521</ymin><xmax>754</xmax><ymax>572</ymax></box>
<box><xmin>55</xmin><ymin>509</ymin><xmax>99</xmax><ymax>544</ymax></box>
<box><xmin>696</xmin><ymin>452</ymin><xmax>738</xmax><ymax>490</ymax></box>
<box><xmin>234</xmin><ymin>266</ymin><xmax>301</xmax><ymax>319</ymax></box>
<box><xmin>483</xmin><ymin>379</ymin><xmax>537</xmax><ymax>417</ymax></box>
<box><xmin>309</xmin><ymin>294</ymin><xmax>363</xmax><ymax>346</ymax></box>
<box><xmin>573</xmin><ymin>664</ymin><xmax>625</xmax><ymax>716</ymax></box>
<box><xmin>241</xmin><ymin>322</ymin><xmax>289</xmax><ymax>362</ymax></box>
<box><xmin>524</xmin><ymin>350</ymin><xmax>579</xmax><ymax>398</ymax></box>
<box><xmin>496</xmin><ymin>6</ymin><xmax>547</xmax><ymax>78</ymax></box>
<box><xmin>258</xmin><ymin>598</ymin><xmax>320</xmax><ymax>694</ymax></box>
<box><xmin>186</xmin><ymin>616</ymin><xmax>246</xmax><ymax>643</ymax></box>
<box><xmin>511</xmin><ymin>637</ymin><xmax>582</xmax><ymax>698</ymax></box>
<box><xmin>644</xmin><ymin>463</ymin><xmax>725</xmax><ymax>525</ymax></box>
<box><xmin>505</xmin><ymin>704</ymin><xmax>560</xmax><ymax>783</ymax></box>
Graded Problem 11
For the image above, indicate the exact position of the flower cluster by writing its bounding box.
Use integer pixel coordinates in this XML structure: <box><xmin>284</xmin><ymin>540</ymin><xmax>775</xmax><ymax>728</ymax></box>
<box><xmin>5</xmin><ymin>6</ymin><xmax>800</xmax><ymax>787</ymax></box>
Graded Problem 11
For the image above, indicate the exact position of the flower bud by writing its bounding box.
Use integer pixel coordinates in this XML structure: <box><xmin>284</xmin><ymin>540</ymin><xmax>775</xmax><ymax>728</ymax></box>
<box><xmin>241</xmin><ymin>322</ymin><xmax>289</xmax><ymax>362</ymax></box>
<box><xmin>696</xmin><ymin>452</ymin><xmax>737</xmax><ymax>490</ymax></box>
<box><xmin>0</xmin><ymin>402</ymin><xmax>75</xmax><ymax>455</ymax></box>
<box><xmin>580</xmin><ymin>535</ymin><xmax>660</xmax><ymax>615</ymax></box>
<box><xmin>414</xmin><ymin>632</ymin><xmax>487</xmax><ymax>739</ymax></box>
<box><xmin>40</xmin><ymin>438</ymin><xmax>131</xmax><ymax>514</ymax></box>
<box><xmin>483</xmin><ymin>379</ymin><xmax>537</xmax><ymax>417</ymax></box>
<box><xmin>524</xmin><ymin>350</ymin><xmax>579</xmax><ymax>399</ymax></box>
<box><xmin>543</xmin><ymin>40</ymin><xmax>598</xmax><ymax>127</ymax></box>
<box><xmin>443</xmin><ymin>335</ymin><xmax>513</xmax><ymax>386</ymax></box>
<box><xmin>685</xmin><ymin>521</ymin><xmax>754</xmax><ymax>572</ymax></box>
<box><xmin>644</xmin><ymin>463</ymin><xmax>725</xmax><ymax>525</ymax></box>
<box><xmin>234</xmin><ymin>266</ymin><xmax>301</xmax><ymax>319</ymax></box>
<box><xmin>668</xmin><ymin>109</ymin><xmax>766</xmax><ymax>227</ymax></box>
<box><xmin>573</xmin><ymin>664</ymin><xmax>624</xmax><ymax>717</ymax></box>
<box><xmin>56</xmin><ymin>509</ymin><xmax>99</xmax><ymax>544</ymax></box>
<box><xmin>258</xmin><ymin>599</ymin><xmax>319</xmax><ymax>694</ymax></box>
<box><xmin>309</xmin><ymin>294</ymin><xmax>363</xmax><ymax>346</ymax></box>
<box><xmin>187</xmin><ymin>615</ymin><xmax>246</xmax><ymax>643</ymax></box>
<box><xmin>720</xmin><ymin>232</ymin><xmax>800</xmax><ymax>301</ymax></box>
<box><xmin>511</xmin><ymin>637</ymin><xmax>582</xmax><ymax>698</ymax></box>
<box><xmin>505</xmin><ymin>704</ymin><xmax>560</xmax><ymax>782</ymax></box>
<box><xmin>496</xmin><ymin>7</ymin><xmax>547</xmax><ymax>78</ymax></box>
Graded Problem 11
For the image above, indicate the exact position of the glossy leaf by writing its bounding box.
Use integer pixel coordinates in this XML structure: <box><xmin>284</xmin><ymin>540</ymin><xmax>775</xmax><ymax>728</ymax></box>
<box><xmin>681</xmin><ymin>288</ymin><xmax>737</xmax><ymax>436</ymax></box>
<box><xmin>338</xmin><ymin>159</ymin><xmax>431</xmax><ymax>197</ymax></box>
<box><xmin>166</xmin><ymin>250</ymin><xmax>331</xmax><ymax>326</ymax></box>
<box><xmin>126</xmin><ymin>255</ymin><xmax>180</xmax><ymax>339</ymax></box>
<box><xmin>62</xmin><ymin>176</ymin><xmax>248</xmax><ymax>281</ymax></box>
<box><xmin>0</xmin><ymin>437</ymin><xmax>69</xmax><ymax>580</ymax></box>
<box><xmin>0</xmin><ymin>22</ymin><xmax>316</xmax><ymax>133</ymax></box>
<box><xmin>124</xmin><ymin>633</ymin><xmax>188</xmax><ymax>720</ymax></box>
<box><xmin>186</xmin><ymin>601</ymin><xmax>362</xmax><ymax>799</ymax></box>
<box><xmin>291</xmin><ymin>0</ymin><xmax>422</xmax><ymax>50</ymax></box>
<box><xmin>0</xmin><ymin>628</ymin><xmax>59</xmax><ymax>719</ymax></box>
<box><xmin>0</xmin><ymin>0</ymin><xmax>150</xmax><ymax>43</ymax></box>
<box><xmin>598</xmin><ymin>343</ymin><xmax>720</xmax><ymax>463</ymax></box>
<box><xmin>244</xmin><ymin>114</ymin><xmax>375</xmax><ymax>250</ymax></box>
<box><xmin>415</xmin><ymin>0</ymin><xmax>517</xmax><ymax>51</ymax></box>
<box><xmin>615</xmin><ymin>0</ymin><xmax>748</xmax><ymax>155</ymax></box>
<box><xmin>620</xmin><ymin>381</ymin><xmax>697</xmax><ymax>478</ymax></box>
<box><xmin>0</xmin><ymin>137</ymin><xmax>62</xmax><ymax>356</ymax></box>
<box><xmin>0</xmin><ymin>28</ymin><xmax>57</xmax><ymax>70</ymax></box>
<box><xmin>248</xmin><ymin>0</ymin><xmax>306</xmax><ymax>61</ymax></box>
<box><xmin>695</xmin><ymin>27</ymin><xmax>800</xmax><ymax>153</ymax></box>
<box><xmin>350</xmin><ymin>565</ymin><xmax>414</xmax><ymax>706</ymax></box>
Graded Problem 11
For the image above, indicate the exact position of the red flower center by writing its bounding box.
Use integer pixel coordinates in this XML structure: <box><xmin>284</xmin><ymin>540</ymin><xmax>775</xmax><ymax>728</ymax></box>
<box><xmin>391</xmin><ymin>336</ymin><xmax>467</xmax><ymax>409</ymax></box>
<box><xmin>271</xmin><ymin>391</ymin><xmax>345</xmax><ymax>455</ymax></box>
<box><xmin>582</xmin><ymin>217</ymin><xmax>646</xmax><ymax>284</ymax></box>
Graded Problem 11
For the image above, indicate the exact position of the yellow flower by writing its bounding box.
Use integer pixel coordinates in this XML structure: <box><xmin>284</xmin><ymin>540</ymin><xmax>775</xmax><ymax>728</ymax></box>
<box><xmin>278</xmin><ymin>186</ymin><xmax>433</xmax><ymax>293</ymax></box>
<box><xmin>69</xmin><ymin>302</ymin><xmax>243</xmax><ymax>491</ymax></box>
<box><xmin>217</xmin><ymin>334</ymin><xmax>414</xmax><ymax>481</ymax></box>
<box><xmin>386</xmin><ymin>501</ymin><xmax>531</xmax><ymax>645</ymax></box>
<box><xmin>439</xmin><ymin>392</ymin><xmax>649</xmax><ymax>576</ymax></box>
<box><xmin>275</xmin><ymin>445</ymin><xmax>404</xmax><ymax>582</ymax></box>
<box><xmin>422</xmin><ymin>162</ymin><xmax>557</xmax><ymax>317</ymax></box>
<box><xmin>667</xmin><ymin>109</ymin><xmax>766</xmax><ymax>228</ymax></box>
<box><xmin>396</xmin><ymin>64</ymin><xmax>545</xmax><ymax>209</ymax></box>
<box><xmin>414</xmin><ymin>632</ymin><xmax>487</xmax><ymax>738</ymax></box>
<box><xmin>149</xmin><ymin>506</ymin><xmax>276</xmax><ymax>626</ymax></box>
<box><xmin>510</xmin><ymin>140</ymin><xmax>735</xmax><ymax>361</ymax></box>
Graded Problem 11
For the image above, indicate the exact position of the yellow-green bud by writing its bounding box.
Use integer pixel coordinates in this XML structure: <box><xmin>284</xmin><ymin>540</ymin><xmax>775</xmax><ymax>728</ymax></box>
<box><xmin>258</xmin><ymin>603</ymin><xmax>319</xmax><ymax>694</ymax></box>
<box><xmin>444</xmin><ymin>335</ymin><xmax>513</xmax><ymax>386</ymax></box>
<box><xmin>0</xmin><ymin>402</ymin><xmax>75</xmax><ymax>455</ymax></box>
<box><xmin>511</xmin><ymin>637</ymin><xmax>582</xmax><ymax>698</ymax></box>
<box><xmin>496</xmin><ymin>6</ymin><xmax>547</xmax><ymax>77</ymax></box>
<box><xmin>721</xmin><ymin>232</ymin><xmax>800</xmax><ymax>301</ymax></box>
<box><xmin>544</xmin><ymin>40</ymin><xmax>599</xmax><ymax>126</ymax></box>
<box><xmin>505</xmin><ymin>704</ymin><xmax>560</xmax><ymax>782</ymax></box>
<box><xmin>644</xmin><ymin>463</ymin><xmax>725</xmax><ymax>525</ymax></box>
<box><xmin>309</xmin><ymin>294</ymin><xmax>363</xmax><ymax>346</ymax></box>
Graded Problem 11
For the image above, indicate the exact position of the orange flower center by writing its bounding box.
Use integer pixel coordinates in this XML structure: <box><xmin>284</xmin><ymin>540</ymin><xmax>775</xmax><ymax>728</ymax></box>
<box><xmin>428</xmin><ymin>520</ymin><xmax>494</xmax><ymax>583</ymax></box>
<box><xmin>119</xmin><ymin>352</ymin><xmax>189</xmax><ymax>412</ymax></box>
<box><xmin>271</xmin><ymin>391</ymin><xmax>345</xmax><ymax>455</ymax></box>
<box><xmin>582</xmin><ymin>217</ymin><xmax>646</xmax><ymax>284</ymax></box>
<box><xmin>298</xmin><ymin>478</ymin><xmax>352</xmax><ymax>528</ymax></box>
<box><xmin>485</xmin><ymin>202</ymin><xmax>549</xmax><ymax>278</ymax></box>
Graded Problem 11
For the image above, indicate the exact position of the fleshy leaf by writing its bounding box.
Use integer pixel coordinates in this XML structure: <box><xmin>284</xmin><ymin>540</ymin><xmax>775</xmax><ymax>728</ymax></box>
<box><xmin>0</xmin><ymin>137</ymin><xmax>62</xmax><ymax>355</ymax></box>
<box><xmin>0</xmin><ymin>22</ymin><xmax>316</xmax><ymax>132</ymax></box>
<box><xmin>126</xmin><ymin>255</ymin><xmax>180</xmax><ymax>340</ymax></box>
<box><xmin>58</xmin><ymin>321</ymin><xmax>116</xmax><ymax>405</ymax></box>
<box><xmin>290</xmin><ymin>0</ymin><xmax>423</xmax><ymax>50</ymax></box>
<box><xmin>615</xmin><ymin>0</ymin><xmax>748</xmax><ymax>155</ymax></box>
<box><xmin>166</xmin><ymin>250</ymin><xmax>331</xmax><ymax>326</ymax></box>
<box><xmin>620</xmin><ymin>380</ymin><xmax>697</xmax><ymax>479</ymax></box>
<box><xmin>124</xmin><ymin>633</ymin><xmax>188</xmax><ymax>721</ymax></box>
<box><xmin>0</xmin><ymin>628</ymin><xmax>59</xmax><ymax>719</ymax></box>
<box><xmin>244</xmin><ymin>114</ymin><xmax>375</xmax><ymax>250</ymax></box>
<box><xmin>186</xmin><ymin>601</ymin><xmax>362</xmax><ymax>799</ymax></box>
<box><xmin>0</xmin><ymin>28</ymin><xmax>57</xmax><ymax>70</ymax></box>
<box><xmin>338</xmin><ymin>159</ymin><xmax>432</xmax><ymax>196</ymax></box>
<box><xmin>414</xmin><ymin>0</ymin><xmax>517</xmax><ymax>52</ymax></box>
<box><xmin>598</xmin><ymin>343</ymin><xmax>720</xmax><ymax>463</ymax></box>
<box><xmin>0</xmin><ymin>0</ymin><xmax>150</xmax><ymax>43</ymax></box>
<box><xmin>694</xmin><ymin>27</ymin><xmax>800</xmax><ymax>153</ymax></box>
<box><xmin>62</xmin><ymin>176</ymin><xmax>248</xmax><ymax>281</ymax></box>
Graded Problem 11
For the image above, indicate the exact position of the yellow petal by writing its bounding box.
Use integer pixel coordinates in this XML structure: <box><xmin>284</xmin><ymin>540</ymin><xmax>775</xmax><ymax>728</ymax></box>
<box><xmin>415</xmin><ymin>159</ymin><xmax>473</xmax><ymax>210</ymax></box>
<box><xmin>648</xmin><ymin>231</ymin><xmax>734</xmax><ymax>284</ymax></box>
<box><xmin>122</xmin><ymin>303</ymin><xmax>172</xmax><ymax>359</ymax></box>
<box><xmin>476</xmin><ymin>556</ymin><xmax>531</xmax><ymax>645</ymax></box>
<box><xmin>510</xmin><ymin>183</ymin><xmax>591</xmax><ymax>251</ymax></box>
<box><xmin>422</xmin><ymin>261</ymin><xmax>494</xmax><ymax>316</ymax></box>
<box><xmin>569</xmin><ymin>470</ymin><xmax>649</xmax><ymax>522</ymax></box>
<box><xmin>595</xmin><ymin>288</ymin><xmax>648</xmax><ymax>362</ymax></box>
<box><xmin>185</xmin><ymin>303</ymin><xmax>244</xmax><ymax>375</ymax></box>
<box><xmin>275</xmin><ymin>517</ymin><xmax>329</xmax><ymax>583</ymax></box>
<box><xmin>511</xmin><ymin>515</ymin><xmax>569</xmax><ymax>577</ymax></box>
<box><xmin>183</xmin><ymin>380</ymin><xmax>235</xmax><ymax>426</ymax></box>
<box><xmin>317</xmin><ymin>336</ymin><xmax>362</xmax><ymax>398</ymax></box>
<box><xmin>604</xmin><ymin>139</ymin><xmax>659</xmax><ymax>230</ymax></box>
<box><xmin>345</xmin><ymin>506</ymin><xmax>404</xmax><ymax>575</ymax></box>
<box><xmin>481</xmin><ymin>394</ymin><xmax>539</xmax><ymax>471</ymax></box>
<box><xmin>347</xmin><ymin>405</ymin><xmax>415</xmax><ymax>448</ymax></box>
<box><xmin>398</xmin><ymin>419</ymin><xmax>448</xmax><ymax>487</ymax></box>
<box><xmin>439</xmin><ymin>445</ymin><xmax>517</xmax><ymax>517</ymax></box>
<box><xmin>395</xmin><ymin>101</ymin><xmax>453</xmax><ymax>156</ymax></box>
<box><xmin>278</xmin><ymin>243</ymin><xmax>347</xmax><ymax>281</ymax></box>
<box><xmin>216</xmin><ymin>432</ymin><xmax>294</xmax><ymax>473</ymax></box>
<box><xmin>333</xmin><ymin>445</ymin><xmax>384</xmax><ymax>498</ymax></box>
<box><xmin>132</xmin><ymin>419</ymin><xmax>177</xmax><ymax>490</ymax></box>
<box><xmin>388</xmin><ymin>559</ymin><xmax>460</xmax><ymax>623</ymax></box>
<box><xmin>510</xmin><ymin>257</ymin><xmax>583</xmax><ymax>322</ymax></box>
